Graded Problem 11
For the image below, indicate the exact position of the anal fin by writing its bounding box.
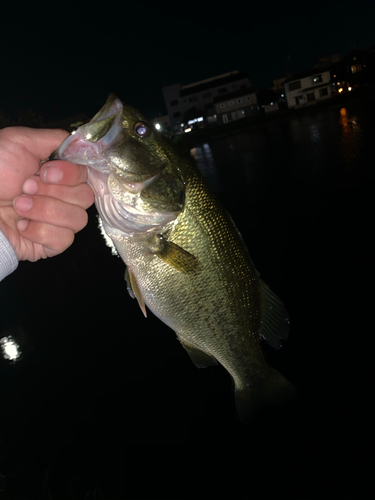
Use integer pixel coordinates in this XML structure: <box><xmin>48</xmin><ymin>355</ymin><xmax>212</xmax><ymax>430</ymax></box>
<box><xmin>177</xmin><ymin>336</ymin><xmax>218</xmax><ymax>368</ymax></box>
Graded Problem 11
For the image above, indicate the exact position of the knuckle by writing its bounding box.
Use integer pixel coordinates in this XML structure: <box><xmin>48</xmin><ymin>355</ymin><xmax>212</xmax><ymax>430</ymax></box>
<box><xmin>74</xmin><ymin>208</ymin><xmax>88</xmax><ymax>231</ymax></box>
<box><xmin>80</xmin><ymin>183</ymin><xmax>95</xmax><ymax>208</ymax></box>
<box><xmin>43</xmin><ymin>225</ymin><xmax>75</xmax><ymax>252</ymax></box>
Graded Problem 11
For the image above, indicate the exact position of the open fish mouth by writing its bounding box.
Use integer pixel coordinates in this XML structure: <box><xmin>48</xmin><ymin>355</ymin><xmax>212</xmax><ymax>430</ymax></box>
<box><xmin>49</xmin><ymin>95</ymin><xmax>124</xmax><ymax>173</ymax></box>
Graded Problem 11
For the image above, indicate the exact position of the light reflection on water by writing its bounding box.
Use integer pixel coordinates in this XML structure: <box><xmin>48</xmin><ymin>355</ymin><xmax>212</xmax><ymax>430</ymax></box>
<box><xmin>0</xmin><ymin>336</ymin><xmax>21</xmax><ymax>361</ymax></box>
<box><xmin>190</xmin><ymin>143</ymin><xmax>221</xmax><ymax>193</ymax></box>
<box><xmin>339</xmin><ymin>107</ymin><xmax>363</xmax><ymax>174</ymax></box>
<box><xmin>191</xmin><ymin>102</ymin><xmax>371</xmax><ymax>205</ymax></box>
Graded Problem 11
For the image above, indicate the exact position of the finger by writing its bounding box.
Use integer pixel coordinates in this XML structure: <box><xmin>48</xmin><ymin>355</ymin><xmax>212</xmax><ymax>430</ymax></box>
<box><xmin>21</xmin><ymin>176</ymin><xmax>95</xmax><ymax>210</ymax></box>
<box><xmin>16</xmin><ymin>220</ymin><xmax>75</xmax><ymax>258</ymax></box>
<box><xmin>13</xmin><ymin>194</ymin><xmax>89</xmax><ymax>233</ymax></box>
<box><xmin>39</xmin><ymin>160</ymin><xmax>89</xmax><ymax>186</ymax></box>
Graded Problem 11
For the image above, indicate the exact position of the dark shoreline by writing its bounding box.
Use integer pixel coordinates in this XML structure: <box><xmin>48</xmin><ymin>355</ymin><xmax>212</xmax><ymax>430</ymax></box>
<box><xmin>174</xmin><ymin>85</ymin><xmax>375</xmax><ymax>149</ymax></box>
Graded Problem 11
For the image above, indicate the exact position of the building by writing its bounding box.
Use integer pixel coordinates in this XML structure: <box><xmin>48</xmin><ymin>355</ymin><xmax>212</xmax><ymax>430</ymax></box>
<box><xmin>271</xmin><ymin>76</ymin><xmax>287</xmax><ymax>97</ymax></box>
<box><xmin>213</xmin><ymin>87</ymin><xmax>258</xmax><ymax>124</ymax></box>
<box><xmin>284</xmin><ymin>67</ymin><xmax>333</xmax><ymax>109</ymax></box>
<box><xmin>331</xmin><ymin>48</ymin><xmax>375</xmax><ymax>91</ymax></box>
<box><xmin>162</xmin><ymin>71</ymin><xmax>253</xmax><ymax>133</ymax></box>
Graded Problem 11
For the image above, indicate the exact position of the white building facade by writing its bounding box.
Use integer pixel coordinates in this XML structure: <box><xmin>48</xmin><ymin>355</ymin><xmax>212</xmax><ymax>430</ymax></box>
<box><xmin>214</xmin><ymin>88</ymin><xmax>258</xmax><ymax>125</ymax></box>
<box><xmin>284</xmin><ymin>69</ymin><xmax>333</xmax><ymax>109</ymax></box>
<box><xmin>162</xmin><ymin>71</ymin><xmax>253</xmax><ymax>133</ymax></box>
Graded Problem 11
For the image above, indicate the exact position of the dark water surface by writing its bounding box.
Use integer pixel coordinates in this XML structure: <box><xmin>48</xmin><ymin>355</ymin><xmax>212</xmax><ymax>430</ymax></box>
<box><xmin>1</xmin><ymin>99</ymin><xmax>374</xmax><ymax>498</ymax></box>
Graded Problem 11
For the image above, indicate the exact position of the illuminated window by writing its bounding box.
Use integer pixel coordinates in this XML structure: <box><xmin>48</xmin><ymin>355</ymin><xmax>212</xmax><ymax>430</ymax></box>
<box><xmin>313</xmin><ymin>74</ymin><xmax>323</xmax><ymax>83</ymax></box>
<box><xmin>188</xmin><ymin>117</ymin><xmax>203</xmax><ymax>125</ymax></box>
<box><xmin>351</xmin><ymin>64</ymin><xmax>362</xmax><ymax>73</ymax></box>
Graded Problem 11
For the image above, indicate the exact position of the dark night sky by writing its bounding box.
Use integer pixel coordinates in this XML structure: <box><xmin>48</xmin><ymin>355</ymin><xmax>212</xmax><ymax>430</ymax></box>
<box><xmin>0</xmin><ymin>0</ymin><xmax>374</xmax><ymax>123</ymax></box>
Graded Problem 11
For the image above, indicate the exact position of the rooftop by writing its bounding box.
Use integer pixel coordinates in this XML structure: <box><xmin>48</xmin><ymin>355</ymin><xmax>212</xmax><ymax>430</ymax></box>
<box><xmin>180</xmin><ymin>71</ymin><xmax>250</xmax><ymax>97</ymax></box>
<box><xmin>284</xmin><ymin>65</ymin><xmax>334</xmax><ymax>84</ymax></box>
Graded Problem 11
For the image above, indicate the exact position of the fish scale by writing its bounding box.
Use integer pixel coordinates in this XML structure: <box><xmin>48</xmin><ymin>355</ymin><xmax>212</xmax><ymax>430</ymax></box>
<box><xmin>48</xmin><ymin>94</ymin><xmax>296</xmax><ymax>421</ymax></box>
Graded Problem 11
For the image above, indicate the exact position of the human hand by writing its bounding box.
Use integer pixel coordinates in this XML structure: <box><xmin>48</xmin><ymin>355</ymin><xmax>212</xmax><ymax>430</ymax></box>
<box><xmin>0</xmin><ymin>127</ymin><xmax>94</xmax><ymax>262</ymax></box>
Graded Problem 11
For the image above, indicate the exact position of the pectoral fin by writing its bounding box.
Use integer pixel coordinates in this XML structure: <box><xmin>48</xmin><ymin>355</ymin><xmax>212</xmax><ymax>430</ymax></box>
<box><xmin>150</xmin><ymin>234</ymin><xmax>200</xmax><ymax>274</ymax></box>
<box><xmin>177</xmin><ymin>336</ymin><xmax>218</xmax><ymax>368</ymax></box>
<box><xmin>125</xmin><ymin>267</ymin><xmax>147</xmax><ymax>318</ymax></box>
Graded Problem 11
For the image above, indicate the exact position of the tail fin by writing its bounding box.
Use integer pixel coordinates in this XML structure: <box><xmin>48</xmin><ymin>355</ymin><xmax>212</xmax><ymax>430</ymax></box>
<box><xmin>235</xmin><ymin>368</ymin><xmax>297</xmax><ymax>423</ymax></box>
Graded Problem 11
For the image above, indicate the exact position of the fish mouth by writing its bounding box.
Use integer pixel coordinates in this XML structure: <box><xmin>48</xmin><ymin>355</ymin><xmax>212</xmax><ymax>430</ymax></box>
<box><xmin>49</xmin><ymin>94</ymin><xmax>163</xmax><ymax>183</ymax></box>
<box><xmin>49</xmin><ymin>94</ymin><xmax>124</xmax><ymax>171</ymax></box>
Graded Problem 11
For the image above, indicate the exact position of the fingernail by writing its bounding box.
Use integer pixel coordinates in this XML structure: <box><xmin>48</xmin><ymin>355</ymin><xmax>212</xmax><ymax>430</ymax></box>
<box><xmin>13</xmin><ymin>195</ymin><xmax>33</xmax><ymax>212</ymax></box>
<box><xmin>17</xmin><ymin>219</ymin><xmax>29</xmax><ymax>231</ymax></box>
<box><xmin>22</xmin><ymin>178</ymin><xmax>38</xmax><ymax>195</ymax></box>
<box><xmin>44</xmin><ymin>165</ymin><xmax>63</xmax><ymax>183</ymax></box>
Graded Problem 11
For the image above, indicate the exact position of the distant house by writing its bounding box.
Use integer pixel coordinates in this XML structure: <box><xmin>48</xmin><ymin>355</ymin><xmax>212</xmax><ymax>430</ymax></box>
<box><xmin>162</xmin><ymin>71</ymin><xmax>254</xmax><ymax>133</ymax></box>
<box><xmin>214</xmin><ymin>87</ymin><xmax>258</xmax><ymax>125</ymax></box>
<box><xmin>284</xmin><ymin>68</ymin><xmax>333</xmax><ymax>109</ymax></box>
<box><xmin>271</xmin><ymin>76</ymin><xmax>287</xmax><ymax>98</ymax></box>
<box><xmin>331</xmin><ymin>48</ymin><xmax>375</xmax><ymax>91</ymax></box>
<box><xmin>263</xmin><ymin>102</ymin><xmax>279</xmax><ymax>113</ymax></box>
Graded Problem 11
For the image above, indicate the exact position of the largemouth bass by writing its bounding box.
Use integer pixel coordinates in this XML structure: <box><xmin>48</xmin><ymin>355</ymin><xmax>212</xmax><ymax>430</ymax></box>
<box><xmin>50</xmin><ymin>94</ymin><xmax>295</xmax><ymax>422</ymax></box>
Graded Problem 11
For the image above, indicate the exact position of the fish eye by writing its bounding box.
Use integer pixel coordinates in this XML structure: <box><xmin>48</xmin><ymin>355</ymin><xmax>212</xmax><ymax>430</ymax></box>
<box><xmin>134</xmin><ymin>121</ymin><xmax>151</xmax><ymax>138</ymax></box>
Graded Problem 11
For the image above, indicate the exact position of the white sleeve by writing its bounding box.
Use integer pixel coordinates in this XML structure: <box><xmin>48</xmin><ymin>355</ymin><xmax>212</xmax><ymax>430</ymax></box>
<box><xmin>0</xmin><ymin>230</ymin><xmax>19</xmax><ymax>282</ymax></box>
